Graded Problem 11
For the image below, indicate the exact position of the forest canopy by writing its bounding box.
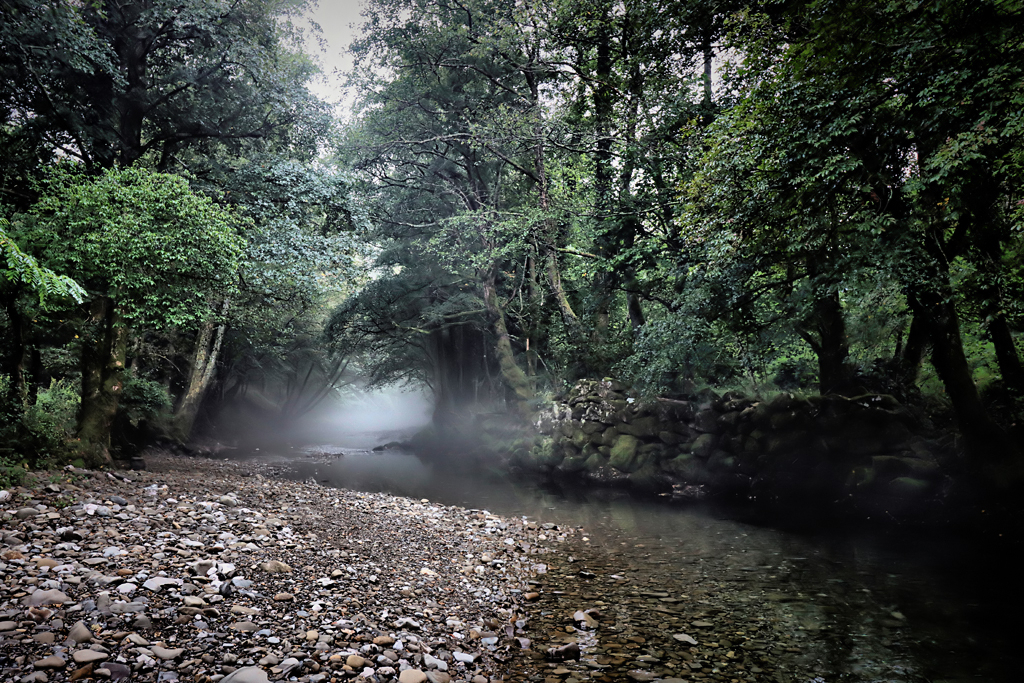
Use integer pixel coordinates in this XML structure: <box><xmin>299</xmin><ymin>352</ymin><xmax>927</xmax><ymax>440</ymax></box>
<box><xmin>1</xmin><ymin>0</ymin><xmax>1022</xmax><ymax>475</ymax></box>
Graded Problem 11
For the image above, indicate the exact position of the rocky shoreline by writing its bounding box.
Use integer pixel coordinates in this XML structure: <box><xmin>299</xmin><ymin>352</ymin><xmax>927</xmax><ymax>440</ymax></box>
<box><xmin>0</xmin><ymin>453</ymin><xmax>565</xmax><ymax>683</ymax></box>
<box><xmin>523</xmin><ymin>380</ymin><xmax>955</xmax><ymax>519</ymax></box>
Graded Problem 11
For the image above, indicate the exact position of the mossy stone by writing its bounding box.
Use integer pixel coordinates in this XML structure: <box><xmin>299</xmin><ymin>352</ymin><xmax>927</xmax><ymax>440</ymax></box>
<box><xmin>609</xmin><ymin>434</ymin><xmax>642</xmax><ymax>473</ymax></box>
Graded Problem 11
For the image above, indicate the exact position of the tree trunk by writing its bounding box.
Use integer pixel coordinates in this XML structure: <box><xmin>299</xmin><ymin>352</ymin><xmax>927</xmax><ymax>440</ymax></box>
<box><xmin>797</xmin><ymin>289</ymin><xmax>852</xmax><ymax>395</ymax></box>
<box><xmin>899</xmin><ymin>309</ymin><xmax>928</xmax><ymax>386</ymax></box>
<box><xmin>77</xmin><ymin>296</ymin><xmax>128</xmax><ymax>465</ymax></box>
<box><xmin>544</xmin><ymin>246</ymin><xmax>581</xmax><ymax>337</ymax></box>
<box><xmin>909</xmin><ymin>274</ymin><xmax>1015</xmax><ymax>470</ymax></box>
<box><xmin>174</xmin><ymin>302</ymin><xmax>228</xmax><ymax>441</ymax></box>
<box><xmin>1</xmin><ymin>292</ymin><xmax>29</xmax><ymax>406</ymax></box>
<box><xmin>988</xmin><ymin>314</ymin><xmax>1024</xmax><ymax>395</ymax></box>
<box><xmin>482</xmin><ymin>266</ymin><xmax>533</xmax><ymax>421</ymax></box>
<box><xmin>589</xmin><ymin>5</ymin><xmax>616</xmax><ymax>350</ymax></box>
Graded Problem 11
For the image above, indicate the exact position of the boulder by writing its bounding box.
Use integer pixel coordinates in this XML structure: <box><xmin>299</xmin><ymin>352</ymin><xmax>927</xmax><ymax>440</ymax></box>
<box><xmin>609</xmin><ymin>434</ymin><xmax>642</xmax><ymax>473</ymax></box>
<box><xmin>663</xmin><ymin>454</ymin><xmax>710</xmax><ymax>484</ymax></box>
<box><xmin>619</xmin><ymin>416</ymin><xmax>660</xmax><ymax>439</ymax></box>
<box><xmin>559</xmin><ymin>453</ymin><xmax>590</xmax><ymax>474</ymax></box>
<box><xmin>584</xmin><ymin>452</ymin><xmax>608</xmax><ymax>472</ymax></box>
<box><xmin>886</xmin><ymin>476</ymin><xmax>932</xmax><ymax>498</ymax></box>
<box><xmin>691</xmin><ymin>433</ymin><xmax>717</xmax><ymax>459</ymax></box>
<box><xmin>707</xmin><ymin>451</ymin><xmax>737</xmax><ymax>473</ymax></box>
<box><xmin>693</xmin><ymin>409</ymin><xmax>720</xmax><ymax>434</ymax></box>
<box><xmin>658</xmin><ymin>430</ymin><xmax>684</xmax><ymax>446</ymax></box>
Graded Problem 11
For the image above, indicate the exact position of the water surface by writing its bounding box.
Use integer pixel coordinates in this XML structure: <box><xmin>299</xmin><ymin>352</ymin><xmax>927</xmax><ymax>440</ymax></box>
<box><xmin>236</xmin><ymin>442</ymin><xmax>1020</xmax><ymax>682</ymax></box>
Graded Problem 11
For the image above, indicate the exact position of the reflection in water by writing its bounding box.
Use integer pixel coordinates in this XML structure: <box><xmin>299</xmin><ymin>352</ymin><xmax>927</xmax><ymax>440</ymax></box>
<box><xmin>254</xmin><ymin>445</ymin><xmax>1019</xmax><ymax>682</ymax></box>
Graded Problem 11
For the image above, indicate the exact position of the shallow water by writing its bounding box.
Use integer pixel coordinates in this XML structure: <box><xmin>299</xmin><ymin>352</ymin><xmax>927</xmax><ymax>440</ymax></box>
<box><xmin>237</xmin><ymin>441</ymin><xmax>1021</xmax><ymax>682</ymax></box>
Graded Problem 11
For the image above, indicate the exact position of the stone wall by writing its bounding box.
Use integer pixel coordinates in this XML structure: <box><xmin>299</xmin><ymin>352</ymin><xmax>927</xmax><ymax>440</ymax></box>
<box><xmin>525</xmin><ymin>379</ymin><xmax>952</xmax><ymax>517</ymax></box>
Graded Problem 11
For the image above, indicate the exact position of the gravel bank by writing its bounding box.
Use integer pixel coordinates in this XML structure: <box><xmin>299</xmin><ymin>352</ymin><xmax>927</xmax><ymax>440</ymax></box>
<box><xmin>0</xmin><ymin>453</ymin><xmax>565</xmax><ymax>683</ymax></box>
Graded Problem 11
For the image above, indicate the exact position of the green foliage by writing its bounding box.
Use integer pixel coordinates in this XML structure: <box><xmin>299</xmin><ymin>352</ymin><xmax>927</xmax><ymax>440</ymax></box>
<box><xmin>21</xmin><ymin>378</ymin><xmax>80</xmax><ymax>466</ymax></box>
<box><xmin>26</xmin><ymin>165</ymin><xmax>246</xmax><ymax>329</ymax></box>
<box><xmin>0</xmin><ymin>0</ymin><xmax>329</xmax><ymax>174</ymax></box>
<box><xmin>0</xmin><ymin>453</ymin><xmax>25</xmax><ymax>490</ymax></box>
<box><xmin>1</xmin><ymin>218</ymin><xmax>85</xmax><ymax>306</ymax></box>
<box><xmin>120</xmin><ymin>372</ymin><xmax>172</xmax><ymax>426</ymax></box>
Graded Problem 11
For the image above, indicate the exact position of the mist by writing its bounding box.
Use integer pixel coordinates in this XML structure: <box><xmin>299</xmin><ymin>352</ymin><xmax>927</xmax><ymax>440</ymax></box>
<box><xmin>288</xmin><ymin>385</ymin><xmax>433</xmax><ymax>448</ymax></box>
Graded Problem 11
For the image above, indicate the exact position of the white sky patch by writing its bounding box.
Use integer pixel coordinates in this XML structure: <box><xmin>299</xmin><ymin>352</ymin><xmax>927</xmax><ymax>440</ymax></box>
<box><xmin>302</xmin><ymin>0</ymin><xmax>367</xmax><ymax>116</ymax></box>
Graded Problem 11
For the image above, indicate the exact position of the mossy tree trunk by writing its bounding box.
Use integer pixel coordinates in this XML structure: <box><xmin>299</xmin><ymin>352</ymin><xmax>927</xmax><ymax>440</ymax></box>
<box><xmin>482</xmin><ymin>265</ymin><xmax>534</xmax><ymax>422</ymax></box>
<box><xmin>174</xmin><ymin>307</ymin><xmax>227</xmax><ymax>442</ymax></box>
<box><xmin>77</xmin><ymin>296</ymin><xmax>128</xmax><ymax>465</ymax></box>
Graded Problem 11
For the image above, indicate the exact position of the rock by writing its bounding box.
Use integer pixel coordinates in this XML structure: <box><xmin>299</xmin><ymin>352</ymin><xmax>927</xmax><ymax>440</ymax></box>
<box><xmin>619</xmin><ymin>416</ymin><xmax>660</xmax><ymax>438</ymax></box>
<box><xmin>69</xmin><ymin>664</ymin><xmax>93</xmax><ymax>681</ymax></box>
<box><xmin>142</xmin><ymin>577</ymin><xmax>181</xmax><ymax>592</ymax></box>
<box><xmin>273</xmin><ymin>592</ymin><xmax>294</xmax><ymax>601</ymax></box>
<box><xmin>426</xmin><ymin>672</ymin><xmax>451</xmax><ymax>683</ymax></box>
<box><xmin>151</xmin><ymin>646</ymin><xmax>184</xmax><ymax>660</ymax></box>
<box><xmin>691</xmin><ymin>433</ymin><xmax>717</xmax><ymax>458</ymax></box>
<box><xmin>23</xmin><ymin>589</ymin><xmax>70</xmax><ymax>606</ymax></box>
<box><xmin>423</xmin><ymin>653</ymin><xmax>447</xmax><ymax>671</ymax></box>
<box><xmin>100</xmin><ymin>662</ymin><xmax>131</xmax><ymax>681</ymax></box>
<box><xmin>260</xmin><ymin>560</ymin><xmax>292</xmax><ymax>573</ymax></box>
<box><xmin>887</xmin><ymin>476</ymin><xmax>932</xmax><ymax>497</ymax></box>
<box><xmin>276</xmin><ymin>657</ymin><xmax>301</xmax><ymax>675</ymax></box>
<box><xmin>72</xmin><ymin>650</ymin><xmax>108</xmax><ymax>665</ymax></box>
<box><xmin>398</xmin><ymin>670</ymin><xmax>428</xmax><ymax>683</ymax></box>
<box><xmin>608</xmin><ymin>435</ymin><xmax>641</xmax><ymax>473</ymax></box>
<box><xmin>32</xmin><ymin>632</ymin><xmax>56</xmax><ymax>644</ymax></box>
<box><xmin>373</xmin><ymin>635</ymin><xmax>395</xmax><ymax>646</ymax></box>
<box><xmin>546</xmin><ymin>642</ymin><xmax>580</xmax><ymax>661</ymax></box>
<box><xmin>220</xmin><ymin>668</ymin><xmax>270</xmax><ymax>683</ymax></box>
<box><xmin>33</xmin><ymin>656</ymin><xmax>66</xmax><ymax>670</ymax></box>
<box><xmin>346</xmin><ymin>655</ymin><xmax>366</xmax><ymax>668</ymax></box>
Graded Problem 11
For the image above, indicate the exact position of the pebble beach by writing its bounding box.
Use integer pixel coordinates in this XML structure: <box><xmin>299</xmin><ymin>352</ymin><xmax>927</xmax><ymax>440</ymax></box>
<box><xmin>0</xmin><ymin>453</ymin><xmax>562</xmax><ymax>683</ymax></box>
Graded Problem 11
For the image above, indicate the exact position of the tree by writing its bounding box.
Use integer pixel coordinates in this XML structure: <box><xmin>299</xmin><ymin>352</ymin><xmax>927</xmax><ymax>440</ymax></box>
<box><xmin>1</xmin><ymin>216</ymin><xmax>85</xmax><ymax>408</ymax></box>
<box><xmin>21</xmin><ymin>166</ymin><xmax>244</xmax><ymax>463</ymax></box>
<box><xmin>0</xmin><ymin>0</ymin><xmax>329</xmax><ymax>178</ymax></box>
<box><xmin>674</xmin><ymin>0</ymin><xmax>1024</xmax><ymax>469</ymax></box>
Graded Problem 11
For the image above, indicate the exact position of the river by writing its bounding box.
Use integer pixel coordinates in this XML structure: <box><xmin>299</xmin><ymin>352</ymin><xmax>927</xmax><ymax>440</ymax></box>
<box><xmin>231</xmin><ymin>439</ymin><xmax>1020</xmax><ymax>682</ymax></box>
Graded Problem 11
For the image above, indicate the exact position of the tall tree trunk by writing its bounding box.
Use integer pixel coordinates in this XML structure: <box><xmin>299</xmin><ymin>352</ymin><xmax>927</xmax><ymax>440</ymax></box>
<box><xmin>77</xmin><ymin>296</ymin><xmax>128</xmax><ymax>465</ymax></box>
<box><xmin>911</xmin><ymin>142</ymin><xmax>1017</xmax><ymax>470</ymax></box>
<box><xmin>544</xmin><ymin>246</ymin><xmax>581</xmax><ymax>336</ymax></box>
<box><xmin>174</xmin><ymin>303</ymin><xmax>228</xmax><ymax>441</ymax></box>
<box><xmin>988</xmin><ymin>314</ymin><xmax>1024</xmax><ymax>394</ymax></box>
<box><xmin>898</xmin><ymin>309</ymin><xmax>928</xmax><ymax>386</ymax></box>
<box><xmin>797</xmin><ymin>289</ymin><xmax>852</xmax><ymax>395</ymax></box>
<box><xmin>1</xmin><ymin>292</ymin><xmax>29</xmax><ymax>406</ymax></box>
<box><xmin>482</xmin><ymin>266</ymin><xmax>533</xmax><ymax>421</ymax></box>
<box><xmin>589</xmin><ymin>4</ymin><xmax>615</xmax><ymax>350</ymax></box>
<box><xmin>524</xmin><ymin>65</ymin><xmax>582</xmax><ymax>343</ymax></box>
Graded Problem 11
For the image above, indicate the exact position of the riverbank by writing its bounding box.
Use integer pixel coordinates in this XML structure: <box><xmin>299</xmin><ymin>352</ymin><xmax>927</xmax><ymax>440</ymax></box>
<box><xmin>0</xmin><ymin>453</ymin><xmax>563</xmax><ymax>683</ymax></box>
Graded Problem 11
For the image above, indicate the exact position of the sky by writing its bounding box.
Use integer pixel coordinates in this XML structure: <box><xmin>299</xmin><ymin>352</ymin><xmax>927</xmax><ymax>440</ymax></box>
<box><xmin>301</xmin><ymin>0</ymin><xmax>368</xmax><ymax>113</ymax></box>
